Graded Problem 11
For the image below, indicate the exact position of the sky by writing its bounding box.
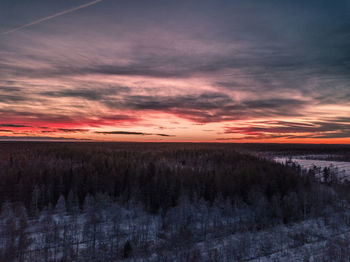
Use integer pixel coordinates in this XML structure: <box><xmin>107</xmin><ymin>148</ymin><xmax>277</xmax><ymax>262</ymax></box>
<box><xmin>0</xmin><ymin>0</ymin><xmax>349</xmax><ymax>143</ymax></box>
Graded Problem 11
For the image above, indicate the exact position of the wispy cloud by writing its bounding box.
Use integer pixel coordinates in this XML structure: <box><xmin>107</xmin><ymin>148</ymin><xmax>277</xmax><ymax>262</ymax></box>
<box><xmin>223</xmin><ymin>119</ymin><xmax>350</xmax><ymax>140</ymax></box>
<box><xmin>57</xmin><ymin>128</ymin><xmax>89</xmax><ymax>133</ymax></box>
<box><xmin>0</xmin><ymin>0</ymin><xmax>349</xmax><ymax>142</ymax></box>
<box><xmin>95</xmin><ymin>131</ymin><xmax>174</xmax><ymax>137</ymax></box>
<box><xmin>0</xmin><ymin>0</ymin><xmax>103</xmax><ymax>35</ymax></box>
<box><xmin>0</xmin><ymin>136</ymin><xmax>91</xmax><ymax>141</ymax></box>
<box><xmin>0</xmin><ymin>124</ymin><xmax>30</xmax><ymax>127</ymax></box>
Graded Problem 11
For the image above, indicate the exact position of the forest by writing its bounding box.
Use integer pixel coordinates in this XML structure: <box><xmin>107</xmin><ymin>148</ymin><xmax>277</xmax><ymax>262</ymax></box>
<box><xmin>1</xmin><ymin>142</ymin><xmax>350</xmax><ymax>261</ymax></box>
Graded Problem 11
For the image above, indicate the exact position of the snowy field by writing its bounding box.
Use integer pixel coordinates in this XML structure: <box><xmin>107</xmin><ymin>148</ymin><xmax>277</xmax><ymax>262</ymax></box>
<box><xmin>274</xmin><ymin>157</ymin><xmax>350</xmax><ymax>182</ymax></box>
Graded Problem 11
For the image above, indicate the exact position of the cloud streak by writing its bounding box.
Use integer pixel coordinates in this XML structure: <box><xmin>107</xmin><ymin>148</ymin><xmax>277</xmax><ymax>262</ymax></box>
<box><xmin>0</xmin><ymin>136</ymin><xmax>91</xmax><ymax>141</ymax></box>
<box><xmin>223</xmin><ymin>120</ymin><xmax>350</xmax><ymax>140</ymax></box>
<box><xmin>95</xmin><ymin>131</ymin><xmax>174</xmax><ymax>137</ymax></box>
<box><xmin>0</xmin><ymin>0</ymin><xmax>103</xmax><ymax>35</ymax></box>
<box><xmin>0</xmin><ymin>124</ymin><xmax>30</xmax><ymax>127</ymax></box>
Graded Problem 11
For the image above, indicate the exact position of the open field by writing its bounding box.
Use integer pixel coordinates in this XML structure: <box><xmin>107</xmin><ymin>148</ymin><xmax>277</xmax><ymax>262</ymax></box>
<box><xmin>274</xmin><ymin>157</ymin><xmax>350</xmax><ymax>182</ymax></box>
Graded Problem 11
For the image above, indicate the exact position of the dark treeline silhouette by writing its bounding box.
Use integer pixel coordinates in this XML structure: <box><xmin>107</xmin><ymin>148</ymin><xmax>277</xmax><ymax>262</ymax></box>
<box><xmin>0</xmin><ymin>142</ymin><xmax>349</xmax><ymax>261</ymax></box>
<box><xmin>245</xmin><ymin>143</ymin><xmax>350</xmax><ymax>161</ymax></box>
<box><xmin>0</xmin><ymin>142</ymin><xmax>323</xmax><ymax>219</ymax></box>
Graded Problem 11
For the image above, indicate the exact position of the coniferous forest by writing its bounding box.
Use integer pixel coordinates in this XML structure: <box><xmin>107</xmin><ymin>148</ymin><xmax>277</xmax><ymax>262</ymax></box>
<box><xmin>1</xmin><ymin>142</ymin><xmax>350</xmax><ymax>261</ymax></box>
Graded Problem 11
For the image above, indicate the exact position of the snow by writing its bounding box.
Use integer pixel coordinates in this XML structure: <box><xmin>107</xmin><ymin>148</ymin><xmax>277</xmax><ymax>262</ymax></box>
<box><xmin>274</xmin><ymin>157</ymin><xmax>350</xmax><ymax>182</ymax></box>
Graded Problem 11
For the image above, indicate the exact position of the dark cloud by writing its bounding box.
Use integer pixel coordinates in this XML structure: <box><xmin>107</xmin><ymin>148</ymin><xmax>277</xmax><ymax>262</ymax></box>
<box><xmin>0</xmin><ymin>124</ymin><xmax>30</xmax><ymax>127</ymax></box>
<box><xmin>0</xmin><ymin>86</ymin><xmax>22</xmax><ymax>92</ymax></box>
<box><xmin>303</xmin><ymin>132</ymin><xmax>350</xmax><ymax>139</ymax></box>
<box><xmin>95</xmin><ymin>131</ymin><xmax>174</xmax><ymax>137</ymax></box>
<box><xmin>99</xmin><ymin>114</ymin><xmax>140</xmax><ymax>122</ymax></box>
<box><xmin>40</xmin><ymin>89</ymin><xmax>104</xmax><ymax>101</ymax></box>
<box><xmin>96</xmin><ymin>131</ymin><xmax>147</xmax><ymax>135</ymax></box>
<box><xmin>0</xmin><ymin>94</ymin><xmax>28</xmax><ymax>102</ymax></box>
<box><xmin>39</xmin><ymin>128</ymin><xmax>89</xmax><ymax>134</ymax></box>
<box><xmin>57</xmin><ymin>128</ymin><xmax>88</xmax><ymax>133</ymax></box>
<box><xmin>83</xmin><ymin>64</ymin><xmax>192</xmax><ymax>79</ymax></box>
<box><xmin>0</xmin><ymin>110</ymin><xmax>78</xmax><ymax>124</ymax></box>
<box><xmin>0</xmin><ymin>136</ymin><xmax>91</xmax><ymax>141</ymax></box>
<box><xmin>39</xmin><ymin>86</ymin><xmax>130</xmax><ymax>101</ymax></box>
<box><xmin>224</xmin><ymin>119</ymin><xmax>350</xmax><ymax>140</ymax></box>
<box><xmin>109</xmin><ymin>92</ymin><xmax>232</xmax><ymax>111</ymax></box>
<box><xmin>105</xmin><ymin>94</ymin><xmax>308</xmax><ymax>123</ymax></box>
<box><xmin>43</xmin><ymin>129</ymin><xmax>88</xmax><ymax>134</ymax></box>
<box><xmin>36</xmin><ymin>88</ymin><xmax>312</xmax><ymax>123</ymax></box>
<box><xmin>155</xmin><ymin>133</ymin><xmax>174</xmax><ymax>137</ymax></box>
<box><xmin>244</xmin><ymin>99</ymin><xmax>306</xmax><ymax>110</ymax></box>
<box><xmin>225</xmin><ymin>120</ymin><xmax>350</xmax><ymax>135</ymax></box>
<box><xmin>0</xmin><ymin>108</ymin><xmax>141</xmax><ymax>128</ymax></box>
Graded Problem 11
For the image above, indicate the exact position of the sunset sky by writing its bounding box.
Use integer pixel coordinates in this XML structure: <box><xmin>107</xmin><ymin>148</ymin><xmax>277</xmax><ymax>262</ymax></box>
<box><xmin>0</xmin><ymin>0</ymin><xmax>349</xmax><ymax>142</ymax></box>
